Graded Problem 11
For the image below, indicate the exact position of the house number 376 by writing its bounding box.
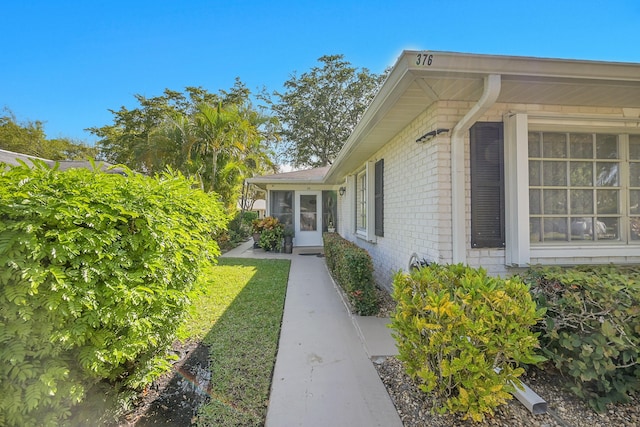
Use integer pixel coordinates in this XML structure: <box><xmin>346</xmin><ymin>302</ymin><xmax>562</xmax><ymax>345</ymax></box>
<box><xmin>416</xmin><ymin>53</ymin><xmax>433</xmax><ymax>66</ymax></box>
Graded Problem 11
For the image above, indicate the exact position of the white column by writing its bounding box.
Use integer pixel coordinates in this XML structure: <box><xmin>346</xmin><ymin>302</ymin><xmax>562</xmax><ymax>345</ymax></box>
<box><xmin>504</xmin><ymin>113</ymin><xmax>531</xmax><ymax>266</ymax></box>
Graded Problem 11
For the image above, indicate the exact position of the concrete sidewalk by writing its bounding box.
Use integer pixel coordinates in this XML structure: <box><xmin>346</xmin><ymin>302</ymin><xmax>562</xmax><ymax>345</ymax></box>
<box><xmin>222</xmin><ymin>240</ymin><xmax>402</xmax><ymax>427</ymax></box>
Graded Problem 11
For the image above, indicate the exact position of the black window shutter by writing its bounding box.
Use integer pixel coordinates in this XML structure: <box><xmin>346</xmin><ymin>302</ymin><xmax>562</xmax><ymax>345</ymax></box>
<box><xmin>470</xmin><ymin>122</ymin><xmax>505</xmax><ymax>248</ymax></box>
<box><xmin>375</xmin><ymin>159</ymin><xmax>384</xmax><ymax>237</ymax></box>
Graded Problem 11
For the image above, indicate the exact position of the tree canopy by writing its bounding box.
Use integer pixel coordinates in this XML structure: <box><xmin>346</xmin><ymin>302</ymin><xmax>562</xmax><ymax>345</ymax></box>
<box><xmin>267</xmin><ymin>54</ymin><xmax>387</xmax><ymax>168</ymax></box>
<box><xmin>3</xmin><ymin>54</ymin><xmax>387</xmax><ymax>210</ymax></box>
<box><xmin>0</xmin><ymin>110</ymin><xmax>97</xmax><ymax>160</ymax></box>
<box><xmin>88</xmin><ymin>81</ymin><xmax>278</xmax><ymax>210</ymax></box>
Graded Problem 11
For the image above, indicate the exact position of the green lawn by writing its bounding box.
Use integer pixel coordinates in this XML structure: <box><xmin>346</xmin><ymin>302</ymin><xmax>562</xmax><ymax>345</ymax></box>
<box><xmin>180</xmin><ymin>257</ymin><xmax>291</xmax><ymax>426</ymax></box>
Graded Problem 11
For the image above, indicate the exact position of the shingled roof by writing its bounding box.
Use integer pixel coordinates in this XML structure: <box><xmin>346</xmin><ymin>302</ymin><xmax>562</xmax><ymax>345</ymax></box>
<box><xmin>0</xmin><ymin>149</ymin><xmax>126</xmax><ymax>174</ymax></box>
<box><xmin>249</xmin><ymin>165</ymin><xmax>330</xmax><ymax>186</ymax></box>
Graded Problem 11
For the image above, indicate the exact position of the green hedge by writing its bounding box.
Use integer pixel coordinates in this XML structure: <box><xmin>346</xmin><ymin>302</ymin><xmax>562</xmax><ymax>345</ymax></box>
<box><xmin>322</xmin><ymin>233</ymin><xmax>378</xmax><ymax>315</ymax></box>
<box><xmin>391</xmin><ymin>264</ymin><xmax>545</xmax><ymax>421</ymax></box>
<box><xmin>521</xmin><ymin>265</ymin><xmax>640</xmax><ymax>412</ymax></box>
<box><xmin>0</xmin><ymin>161</ymin><xmax>227</xmax><ymax>426</ymax></box>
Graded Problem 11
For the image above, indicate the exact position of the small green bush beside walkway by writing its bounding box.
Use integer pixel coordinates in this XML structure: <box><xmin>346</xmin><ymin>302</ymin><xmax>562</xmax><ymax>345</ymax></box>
<box><xmin>323</xmin><ymin>232</ymin><xmax>379</xmax><ymax>315</ymax></box>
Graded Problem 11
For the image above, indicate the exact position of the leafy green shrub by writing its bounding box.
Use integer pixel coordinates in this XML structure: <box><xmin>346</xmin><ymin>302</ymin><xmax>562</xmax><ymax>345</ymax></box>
<box><xmin>322</xmin><ymin>232</ymin><xmax>378</xmax><ymax>315</ymax></box>
<box><xmin>521</xmin><ymin>265</ymin><xmax>640</xmax><ymax>411</ymax></box>
<box><xmin>218</xmin><ymin>210</ymin><xmax>256</xmax><ymax>251</ymax></box>
<box><xmin>241</xmin><ymin>210</ymin><xmax>258</xmax><ymax>226</ymax></box>
<box><xmin>390</xmin><ymin>263</ymin><xmax>545</xmax><ymax>421</ymax></box>
<box><xmin>254</xmin><ymin>216</ymin><xmax>284</xmax><ymax>251</ymax></box>
<box><xmin>0</xmin><ymin>161</ymin><xmax>227</xmax><ymax>426</ymax></box>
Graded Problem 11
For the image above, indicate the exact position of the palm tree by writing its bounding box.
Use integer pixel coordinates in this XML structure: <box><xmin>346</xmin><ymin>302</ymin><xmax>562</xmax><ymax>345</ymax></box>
<box><xmin>192</xmin><ymin>103</ymin><xmax>256</xmax><ymax>193</ymax></box>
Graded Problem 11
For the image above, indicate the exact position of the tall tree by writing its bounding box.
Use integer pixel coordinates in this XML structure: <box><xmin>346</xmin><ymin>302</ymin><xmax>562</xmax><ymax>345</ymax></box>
<box><xmin>89</xmin><ymin>83</ymin><xmax>278</xmax><ymax>209</ymax></box>
<box><xmin>268</xmin><ymin>54</ymin><xmax>387</xmax><ymax>168</ymax></box>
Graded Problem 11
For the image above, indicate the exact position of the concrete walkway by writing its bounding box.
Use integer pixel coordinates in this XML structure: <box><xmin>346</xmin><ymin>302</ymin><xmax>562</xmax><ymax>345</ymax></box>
<box><xmin>222</xmin><ymin>240</ymin><xmax>402</xmax><ymax>427</ymax></box>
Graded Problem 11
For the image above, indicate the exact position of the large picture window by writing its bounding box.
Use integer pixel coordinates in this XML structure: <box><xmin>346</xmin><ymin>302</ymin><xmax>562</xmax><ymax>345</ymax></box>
<box><xmin>528</xmin><ymin>131</ymin><xmax>640</xmax><ymax>243</ymax></box>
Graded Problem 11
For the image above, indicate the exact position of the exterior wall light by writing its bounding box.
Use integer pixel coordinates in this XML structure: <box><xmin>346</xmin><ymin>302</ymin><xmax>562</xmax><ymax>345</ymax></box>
<box><xmin>416</xmin><ymin>128</ymin><xmax>450</xmax><ymax>143</ymax></box>
<box><xmin>338</xmin><ymin>186</ymin><xmax>346</xmax><ymax>196</ymax></box>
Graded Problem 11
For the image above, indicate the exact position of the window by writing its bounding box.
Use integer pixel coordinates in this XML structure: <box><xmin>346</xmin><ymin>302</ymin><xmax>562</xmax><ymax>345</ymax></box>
<box><xmin>374</xmin><ymin>159</ymin><xmax>384</xmax><ymax>237</ymax></box>
<box><xmin>356</xmin><ymin>169</ymin><xmax>367</xmax><ymax>231</ymax></box>
<box><xmin>470</xmin><ymin>122</ymin><xmax>505</xmax><ymax>248</ymax></box>
<box><xmin>270</xmin><ymin>191</ymin><xmax>293</xmax><ymax>229</ymax></box>
<box><xmin>528</xmin><ymin>131</ymin><xmax>639</xmax><ymax>244</ymax></box>
<box><xmin>352</xmin><ymin>160</ymin><xmax>383</xmax><ymax>240</ymax></box>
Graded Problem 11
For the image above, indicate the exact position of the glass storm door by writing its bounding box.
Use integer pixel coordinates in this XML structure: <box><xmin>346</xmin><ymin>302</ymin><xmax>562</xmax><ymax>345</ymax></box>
<box><xmin>295</xmin><ymin>191</ymin><xmax>322</xmax><ymax>246</ymax></box>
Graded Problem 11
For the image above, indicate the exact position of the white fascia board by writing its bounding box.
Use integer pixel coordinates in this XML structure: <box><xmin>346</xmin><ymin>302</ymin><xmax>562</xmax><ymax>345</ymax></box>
<box><xmin>403</xmin><ymin>50</ymin><xmax>640</xmax><ymax>82</ymax></box>
<box><xmin>324</xmin><ymin>59</ymin><xmax>415</xmax><ymax>184</ymax></box>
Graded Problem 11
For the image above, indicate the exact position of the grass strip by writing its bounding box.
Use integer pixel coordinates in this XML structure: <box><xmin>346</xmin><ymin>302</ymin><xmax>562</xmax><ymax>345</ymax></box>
<box><xmin>181</xmin><ymin>257</ymin><xmax>290</xmax><ymax>426</ymax></box>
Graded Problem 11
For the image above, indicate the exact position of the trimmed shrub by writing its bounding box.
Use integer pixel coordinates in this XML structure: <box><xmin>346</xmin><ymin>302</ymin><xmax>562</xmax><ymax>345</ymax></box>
<box><xmin>521</xmin><ymin>265</ymin><xmax>640</xmax><ymax>412</ymax></box>
<box><xmin>0</xmin><ymin>161</ymin><xmax>227</xmax><ymax>426</ymax></box>
<box><xmin>322</xmin><ymin>232</ymin><xmax>378</xmax><ymax>315</ymax></box>
<box><xmin>390</xmin><ymin>263</ymin><xmax>545</xmax><ymax>421</ymax></box>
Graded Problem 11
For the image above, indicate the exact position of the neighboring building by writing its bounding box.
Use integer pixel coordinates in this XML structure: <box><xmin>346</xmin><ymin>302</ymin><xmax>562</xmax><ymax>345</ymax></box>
<box><xmin>251</xmin><ymin>199</ymin><xmax>267</xmax><ymax>219</ymax></box>
<box><xmin>0</xmin><ymin>149</ymin><xmax>125</xmax><ymax>174</ymax></box>
<box><xmin>238</xmin><ymin>199</ymin><xmax>267</xmax><ymax>219</ymax></box>
<box><xmin>248</xmin><ymin>50</ymin><xmax>640</xmax><ymax>290</ymax></box>
<box><xmin>0</xmin><ymin>149</ymin><xmax>49</xmax><ymax>166</ymax></box>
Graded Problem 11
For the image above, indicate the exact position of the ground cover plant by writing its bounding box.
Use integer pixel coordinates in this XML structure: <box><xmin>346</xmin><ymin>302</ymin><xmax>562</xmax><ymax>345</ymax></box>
<box><xmin>0</xmin><ymin>161</ymin><xmax>226</xmax><ymax>426</ymax></box>
<box><xmin>185</xmin><ymin>258</ymin><xmax>290</xmax><ymax>426</ymax></box>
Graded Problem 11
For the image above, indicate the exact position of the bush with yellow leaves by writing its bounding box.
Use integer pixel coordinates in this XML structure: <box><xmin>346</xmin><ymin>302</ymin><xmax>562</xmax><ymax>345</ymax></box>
<box><xmin>390</xmin><ymin>263</ymin><xmax>545</xmax><ymax>421</ymax></box>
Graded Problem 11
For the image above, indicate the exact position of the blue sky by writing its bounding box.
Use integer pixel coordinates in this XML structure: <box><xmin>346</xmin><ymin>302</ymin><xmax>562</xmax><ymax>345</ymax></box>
<box><xmin>2</xmin><ymin>0</ymin><xmax>640</xmax><ymax>144</ymax></box>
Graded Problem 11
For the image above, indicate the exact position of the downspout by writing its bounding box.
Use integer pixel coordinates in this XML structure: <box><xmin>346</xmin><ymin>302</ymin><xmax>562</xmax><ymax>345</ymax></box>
<box><xmin>450</xmin><ymin>74</ymin><xmax>502</xmax><ymax>263</ymax></box>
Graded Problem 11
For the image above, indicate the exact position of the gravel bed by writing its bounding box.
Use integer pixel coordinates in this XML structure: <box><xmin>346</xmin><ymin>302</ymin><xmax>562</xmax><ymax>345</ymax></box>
<box><xmin>375</xmin><ymin>354</ymin><xmax>639</xmax><ymax>427</ymax></box>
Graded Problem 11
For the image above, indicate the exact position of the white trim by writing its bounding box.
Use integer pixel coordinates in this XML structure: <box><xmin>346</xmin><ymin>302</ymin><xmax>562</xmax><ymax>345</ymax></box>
<box><xmin>504</xmin><ymin>113</ymin><xmax>531</xmax><ymax>266</ymax></box>
<box><xmin>355</xmin><ymin>168</ymin><xmax>367</xmax><ymax>233</ymax></box>
<box><xmin>524</xmin><ymin>111</ymin><xmax>640</xmax><ymax>124</ymax></box>
<box><xmin>365</xmin><ymin>160</ymin><xmax>377</xmax><ymax>242</ymax></box>
<box><xmin>347</xmin><ymin>174</ymin><xmax>357</xmax><ymax>233</ymax></box>
<box><xmin>350</xmin><ymin>162</ymin><xmax>378</xmax><ymax>243</ymax></box>
<box><xmin>531</xmin><ymin>246</ymin><xmax>640</xmax><ymax>259</ymax></box>
<box><xmin>295</xmin><ymin>191</ymin><xmax>323</xmax><ymax>246</ymax></box>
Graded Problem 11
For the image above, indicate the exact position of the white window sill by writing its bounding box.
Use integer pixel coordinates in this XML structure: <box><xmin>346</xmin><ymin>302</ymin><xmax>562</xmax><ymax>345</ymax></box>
<box><xmin>530</xmin><ymin>244</ymin><xmax>640</xmax><ymax>259</ymax></box>
<box><xmin>355</xmin><ymin>230</ymin><xmax>377</xmax><ymax>244</ymax></box>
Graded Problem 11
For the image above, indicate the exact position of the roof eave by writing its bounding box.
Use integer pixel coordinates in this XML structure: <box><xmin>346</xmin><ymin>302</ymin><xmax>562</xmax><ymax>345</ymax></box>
<box><xmin>323</xmin><ymin>55</ymin><xmax>414</xmax><ymax>184</ymax></box>
<box><xmin>323</xmin><ymin>50</ymin><xmax>640</xmax><ymax>185</ymax></box>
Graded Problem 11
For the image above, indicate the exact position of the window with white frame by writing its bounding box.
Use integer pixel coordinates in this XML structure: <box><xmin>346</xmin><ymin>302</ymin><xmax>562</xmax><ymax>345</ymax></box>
<box><xmin>528</xmin><ymin>131</ymin><xmax>640</xmax><ymax>244</ymax></box>
<box><xmin>356</xmin><ymin>169</ymin><xmax>367</xmax><ymax>231</ymax></box>
<box><xmin>629</xmin><ymin>134</ymin><xmax>640</xmax><ymax>240</ymax></box>
<box><xmin>352</xmin><ymin>160</ymin><xmax>384</xmax><ymax>239</ymax></box>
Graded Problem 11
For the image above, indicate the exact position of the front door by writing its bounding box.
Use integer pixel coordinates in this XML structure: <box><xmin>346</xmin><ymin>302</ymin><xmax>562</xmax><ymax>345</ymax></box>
<box><xmin>295</xmin><ymin>191</ymin><xmax>322</xmax><ymax>246</ymax></box>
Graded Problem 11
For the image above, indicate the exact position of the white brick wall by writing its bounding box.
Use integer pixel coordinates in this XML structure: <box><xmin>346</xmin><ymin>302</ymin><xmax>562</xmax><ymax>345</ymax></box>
<box><xmin>339</xmin><ymin>101</ymin><xmax>640</xmax><ymax>288</ymax></box>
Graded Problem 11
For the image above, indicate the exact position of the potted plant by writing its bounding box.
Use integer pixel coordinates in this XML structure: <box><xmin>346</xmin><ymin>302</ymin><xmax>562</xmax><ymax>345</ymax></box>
<box><xmin>251</xmin><ymin>218</ymin><xmax>266</xmax><ymax>248</ymax></box>
<box><xmin>283</xmin><ymin>228</ymin><xmax>294</xmax><ymax>253</ymax></box>
<box><xmin>257</xmin><ymin>217</ymin><xmax>284</xmax><ymax>251</ymax></box>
